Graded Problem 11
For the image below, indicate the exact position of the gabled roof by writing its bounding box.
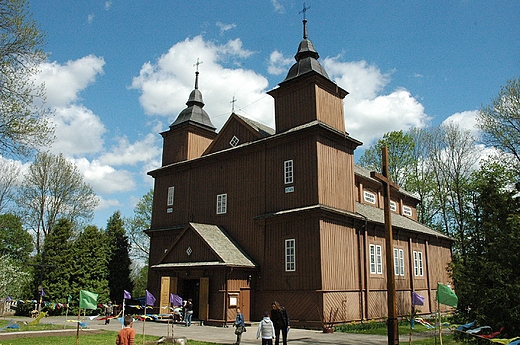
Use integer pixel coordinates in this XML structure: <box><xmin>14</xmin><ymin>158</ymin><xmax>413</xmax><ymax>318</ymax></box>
<box><xmin>235</xmin><ymin>114</ymin><xmax>275</xmax><ymax>137</ymax></box>
<box><xmin>151</xmin><ymin>222</ymin><xmax>257</xmax><ymax>269</ymax></box>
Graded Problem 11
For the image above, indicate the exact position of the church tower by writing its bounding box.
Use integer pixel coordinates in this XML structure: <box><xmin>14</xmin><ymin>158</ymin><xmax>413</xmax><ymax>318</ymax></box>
<box><xmin>160</xmin><ymin>63</ymin><xmax>217</xmax><ymax>166</ymax></box>
<box><xmin>268</xmin><ymin>17</ymin><xmax>348</xmax><ymax>134</ymax></box>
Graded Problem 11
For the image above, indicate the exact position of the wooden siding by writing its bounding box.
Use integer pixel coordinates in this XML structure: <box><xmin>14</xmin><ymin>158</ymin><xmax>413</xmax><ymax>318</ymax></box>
<box><xmin>204</xmin><ymin>114</ymin><xmax>263</xmax><ymax>154</ymax></box>
<box><xmin>316</xmin><ymin>140</ymin><xmax>355</xmax><ymax>212</ymax></box>
<box><xmin>320</xmin><ymin>220</ymin><xmax>359</xmax><ymax>291</ymax></box>
<box><xmin>161</xmin><ymin>124</ymin><xmax>216</xmax><ymax>165</ymax></box>
<box><xmin>163</xmin><ymin>229</ymin><xmax>221</xmax><ymax>263</ymax></box>
<box><xmin>315</xmin><ymin>86</ymin><xmax>345</xmax><ymax>132</ymax></box>
<box><xmin>272</xmin><ymin>82</ymin><xmax>317</xmax><ymax>133</ymax></box>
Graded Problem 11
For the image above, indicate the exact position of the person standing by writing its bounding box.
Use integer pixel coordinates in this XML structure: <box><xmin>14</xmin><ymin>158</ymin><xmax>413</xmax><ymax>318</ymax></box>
<box><xmin>116</xmin><ymin>315</ymin><xmax>135</xmax><ymax>345</ymax></box>
<box><xmin>184</xmin><ymin>299</ymin><xmax>193</xmax><ymax>326</ymax></box>
<box><xmin>234</xmin><ymin>307</ymin><xmax>246</xmax><ymax>345</ymax></box>
<box><xmin>270</xmin><ymin>301</ymin><xmax>290</xmax><ymax>345</ymax></box>
<box><xmin>256</xmin><ymin>311</ymin><xmax>275</xmax><ymax>345</ymax></box>
<box><xmin>105</xmin><ymin>301</ymin><xmax>114</xmax><ymax>325</ymax></box>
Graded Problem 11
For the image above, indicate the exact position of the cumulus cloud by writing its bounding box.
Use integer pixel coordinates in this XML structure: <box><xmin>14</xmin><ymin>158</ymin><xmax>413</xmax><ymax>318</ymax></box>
<box><xmin>98</xmin><ymin>133</ymin><xmax>161</xmax><ymax>166</ymax></box>
<box><xmin>51</xmin><ymin>105</ymin><xmax>106</xmax><ymax>156</ymax></box>
<box><xmin>73</xmin><ymin>157</ymin><xmax>136</xmax><ymax>194</ymax></box>
<box><xmin>131</xmin><ymin>35</ymin><xmax>272</xmax><ymax>129</ymax></box>
<box><xmin>443</xmin><ymin>110</ymin><xmax>480</xmax><ymax>139</ymax></box>
<box><xmin>37</xmin><ymin>55</ymin><xmax>105</xmax><ymax>107</ymax></box>
<box><xmin>271</xmin><ymin>0</ymin><xmax>285</xmax><ymax>13</ymax></box>
<box><xmin>267</xmin><ymin>50</ymin><xmax>293</xmax><ymax>75</ymax></box>
<box><xmin>323</xmin><ymin>57</ymin><xmax>430</xmax><ymax>146</ymax></box>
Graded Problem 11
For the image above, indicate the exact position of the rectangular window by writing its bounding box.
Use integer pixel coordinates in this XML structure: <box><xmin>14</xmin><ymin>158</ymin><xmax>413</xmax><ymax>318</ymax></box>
<box><xmin>284</xmin><ymin>160</ymin><xmax>293</xmax><ymax>184</ymax></box>
<box><xmin>364</xmin><ymin>191</ymin><xmax>376</xmax><ymax>204</ymax></box>
<box><xmin>413</xmin><ymin>251</ymin><xmax>424</xmax><ymax>276</ymax></box>
<box><xmin>167</xmin><ymin>186</ymin><xmax>175</xmax><ymax>206</ymax></box>
<box><xmin>390</xmin><ymin>200</ymin><xmax>397</xmax><ymax>212</ymax></box>
<box><xmin>394</xmin><ymin>248</ymin><xmax>405</xmax><ymax>276</ymax></box>
<box><xmin>285</xmin><ymin>239</ymin><xmax>295</xmax><ymax>272</ymax></box>
<box><xmin>216</xmin><ymin>194</ymin><xmax>227</xmax><ymax>214</ymax></box>
<box><xmin>370</xmin><ymin>244</ymin><xmax>382</xmax><ymax>274</ymax></box>
<box><xmin>403</xmin><ymin>205</ymin><xmax>413</xmax><ymax>217</ymax></box>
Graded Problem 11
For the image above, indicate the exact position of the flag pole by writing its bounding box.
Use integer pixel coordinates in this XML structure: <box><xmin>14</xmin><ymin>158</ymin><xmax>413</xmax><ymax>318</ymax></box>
<box><xmin>76</xmin><ymin>308</ymin><xmax>81</xmax><ymax>345</ymax></box>
<box><xmin>64</xmin><ymin>298</ymin><xmax>69</xmax><ymax>329</ymax></box>
<box><xmin>438</xmin><ymin>297</ymin><xmax>443</xmax><ymax>345</ymax></box>
<box><xmin>142</xmin><ymin>305</ymin><xmax>146</xmax><ymax>345</ymax></box>
<box><xmin>122</xmin><ymin>297</ymin><xmax>125</xmax><ymax>329</ymax></box>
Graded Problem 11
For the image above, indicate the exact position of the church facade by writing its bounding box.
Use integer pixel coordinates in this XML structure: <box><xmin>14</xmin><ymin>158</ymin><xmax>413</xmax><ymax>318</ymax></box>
<box><xmin>146</xmin><ymin>20</ymin><xmax>453</xmax><ymax>328</ymax></box>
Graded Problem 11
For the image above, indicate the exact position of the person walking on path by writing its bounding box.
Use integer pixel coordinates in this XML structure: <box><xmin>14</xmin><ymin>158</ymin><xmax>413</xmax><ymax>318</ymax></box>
<box><xmin>116</xmin><ymin>315</ymin><xmax>136</xmax><ymax>345</ymax></box>
<box><xmin>184</xmin><ymin>299</ymin><xmax>193</xmax><ymax>326</ymax></box>
<box><xmin>270</xmin><ymin>301</ymin><xmax>290</xmax><ymax>345</ymax></box>
<box><xmin>234</xmin><ymin>307</ymin><xmax>246</xmax><ymax>345</ymax></box>
<box><xmin>105</xmin><ymin>301</ymin><xmax>114</xmax><ymax>325</ymax></box>
<box><xmin>257</xmin><ymin>311</ymin><xmax>275</xmax><ymax>345</ymax></box>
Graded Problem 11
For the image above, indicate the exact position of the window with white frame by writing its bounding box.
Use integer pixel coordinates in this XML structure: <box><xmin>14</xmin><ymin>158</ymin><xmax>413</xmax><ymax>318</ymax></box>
<box><xmin>230</xmin><ymin>136</ymin><xmax>239</xmax><ymax>147</ymax></box>
<box><xmin>216</xmin><ymin>194</ymin><xmax>227</xmax><ymax>214</ymax></box>
<box><xmin>284</xmin><ymin>160</ymin><xmax>293</xmax><ymax>184</ymax></box>
<box><xmin>369</xmin><ymin>244</ymin><xmax>382</xmax><ymax>274</ymax></box>
<box><xmin>364</xmin><ymin>191</ymin><xmax>376</xmax><ymax>204</ymax></box>
<box><xmin>390</xmin><ymin>200</ymin><xmax>397</xmax><ymax>212</ymax></box>
<box><xmin>413</xmin><ymin>251</ymin><xmax>424</xmax><ymax>276</ymax></box>
<box><xmin>285</xmin><ymin>239</ymin><xmax>295</xmax><ymax>272</ymax></box>
<box><xmin>167</xmin><ymin>186</ymin><xmax>175</xmax><ymax>206</ymax></box>
<box><xmin>403</xmin><ymin>205</ymin><xmax>413</xmax><ymax>217</ymax></box>
<box><xmin>394</xmin><ymin>248</ymin><xmax>405</xmax><ymax>276</ymax></box>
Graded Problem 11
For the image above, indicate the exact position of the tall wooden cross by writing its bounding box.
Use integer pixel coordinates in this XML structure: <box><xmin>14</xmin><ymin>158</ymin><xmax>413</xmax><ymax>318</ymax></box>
<box><xmin>370</xmin><ymin>146</ymin><xmax>400</xmax><ymax>345</ymax></box>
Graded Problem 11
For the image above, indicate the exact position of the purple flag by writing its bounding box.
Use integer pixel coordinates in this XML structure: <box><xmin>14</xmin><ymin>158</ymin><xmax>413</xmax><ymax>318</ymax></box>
<box><xmin>41</xmin><ymin>289</ymin><xmax>45</xmax><ymax>297</ymax></box>
<box><xmin>124</xmin><ymin>290</ymin><xmax>131</xmax><ymax>299</ymax></box>
<box><xmin>6</xmin><ymin>296</ymin><xmax>12</xmax><ymax>302</ymax></box>
<box><xmin>170</xmin><ymin>293</ymin><xmax>182</xmax><ymax>306</ymax></box>
<box><xmin>412</xmin><ymin>291</ymin><xmax>425</xmax><ymax>306</ymax></box>
<box><xmin>145</xmin><ymin>290</ymin><xmax>156</xmax><ymax>306</ymax></box>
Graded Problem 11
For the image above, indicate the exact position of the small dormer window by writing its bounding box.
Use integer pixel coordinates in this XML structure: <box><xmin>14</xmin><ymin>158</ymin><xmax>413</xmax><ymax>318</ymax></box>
<box><xmin>230</xmin><ymin>136</ymin><xmax>239</xmax><ymax>147</ymax></box>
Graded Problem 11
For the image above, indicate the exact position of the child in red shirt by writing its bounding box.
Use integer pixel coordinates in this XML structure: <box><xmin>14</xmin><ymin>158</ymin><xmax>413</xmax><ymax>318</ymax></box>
<box><xmin>116</xmin><ymin>315</ymin><xmax>136</xmax><ymax>345</ymax></box>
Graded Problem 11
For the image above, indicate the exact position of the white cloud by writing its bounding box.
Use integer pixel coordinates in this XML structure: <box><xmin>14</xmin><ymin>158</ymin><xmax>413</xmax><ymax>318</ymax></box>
<box><xmin>37</xmin><ymin>55</ymin><xmax>105</xmax><ymax>107</ymax></box>
<box><xmin>216</xmin><ymin>22</ymin><xmax>236</xmax><ymax>35</ymax></box>
<box><xmin>271</xmin><ymin>0</ymin><xmax>285</xmax><ymax>13</ymax></box>
<box><xmin>98</xmin><ymin>133</ymin><xmax>161</xmax><ymax>166</ymax></box>
<box><xmin>323</xmin><ymin>57</ymin><xmax>430</xmax><ymax>146</ymax></box>
<box><xmin>105</xmin><ymin>1</ymin><xmax>112</xmax><ymax>10</ymax></box>
<box><xmin>51</xmin><ymin>105</ymin><xmax>106</xmax><ymax>156</ymax></box>
<box><xmin>443</xmin><ymin>110</ymin><xmax>479</xmax><ymax>139</ymax></box>
<box><xmin>96</xmin><ymin>196</ymin><xmax>122</xmax><ymax>211</ymax></box>
<box><xmin>131</xmin><ymin>36</ymin><xmax>272</xmax><ymax>130</ymax></box>
<box><xmin>73</xmin><ymin>157</ymin><xmax>136</xmax><ymax>194</ymax></box>
<box><xmin>267</xmin><ymin>50</ymin><xmax>293</xmax><ymax>75</ymax></box>
<box><xmin>88</xmin><ymin>14</ymin><xmax>95</xmax><ymax>24</ymax></box>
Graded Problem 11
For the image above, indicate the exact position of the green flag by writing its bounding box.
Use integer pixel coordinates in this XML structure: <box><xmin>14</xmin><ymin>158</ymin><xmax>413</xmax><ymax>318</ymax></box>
<box><xmin>436</xmin><ymin>283</ymin><xmax>458</xmax><ymax>307</ymax></box>
<box><xmin>79</xmin><ymin>290</ymin><xmax>98</xmax><ymax>309</ymax></box>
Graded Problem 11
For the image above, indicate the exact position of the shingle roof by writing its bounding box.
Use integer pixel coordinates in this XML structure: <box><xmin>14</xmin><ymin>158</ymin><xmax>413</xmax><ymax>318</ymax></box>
<box><xmin>151</xmin><ymin>223</ymin><xmax>257</xmax><ymax>269</ymax></box>
<box><xmin>355</xmin><ymin>202</ymin><xmax>453</xmax><ymax>241</ymax></box>
<box><xmin>236</xmin><ymin>114</ymin><xmax>275</xmax><ymax>137</ymax></box>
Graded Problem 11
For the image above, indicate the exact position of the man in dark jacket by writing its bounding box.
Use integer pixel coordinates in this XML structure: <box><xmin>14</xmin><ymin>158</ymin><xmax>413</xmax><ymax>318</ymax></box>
<box><xmin>270</xmin><ymin>301</ymin><xmax>290</xmax><ymax>345</ymax></box>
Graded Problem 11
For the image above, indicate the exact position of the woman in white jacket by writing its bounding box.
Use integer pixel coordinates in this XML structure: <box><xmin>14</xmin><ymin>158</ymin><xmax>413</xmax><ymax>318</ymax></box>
<box><xmin>256</xmin><ymin>312</ymin><xmax>275</xmax><ymax>345</ymax></box>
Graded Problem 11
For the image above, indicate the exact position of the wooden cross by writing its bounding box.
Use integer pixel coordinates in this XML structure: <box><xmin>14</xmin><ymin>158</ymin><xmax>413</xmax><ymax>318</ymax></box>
<box><xmin>370</xmin><ymin>146</ymin><xmax>400</xmax><ymax>345</ymax></box>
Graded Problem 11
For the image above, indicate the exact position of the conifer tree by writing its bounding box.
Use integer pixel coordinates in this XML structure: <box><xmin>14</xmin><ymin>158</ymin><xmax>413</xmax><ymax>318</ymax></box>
<box><xmin>106</xmin><ymin>211</ymin><xmax>133</xmax><ymax>303</ymax></box>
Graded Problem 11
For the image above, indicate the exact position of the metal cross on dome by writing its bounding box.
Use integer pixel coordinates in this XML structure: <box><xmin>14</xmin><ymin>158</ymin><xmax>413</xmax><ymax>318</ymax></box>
<box><xmin>300</xmin><ymin>2</ymin><xmax>310</xmax><ymax>20</ymax></box>
<box><xmin>193</xmin><ymin>58</ymin><xmax>203</xmax><ymax>72</ymax></box>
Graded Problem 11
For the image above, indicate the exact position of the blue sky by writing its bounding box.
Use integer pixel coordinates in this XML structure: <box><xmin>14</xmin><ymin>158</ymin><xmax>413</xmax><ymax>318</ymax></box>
<box><xmin>10</xmin><ymin>0</ymin><xmax>519</xmax><ymax>228</ymax></box>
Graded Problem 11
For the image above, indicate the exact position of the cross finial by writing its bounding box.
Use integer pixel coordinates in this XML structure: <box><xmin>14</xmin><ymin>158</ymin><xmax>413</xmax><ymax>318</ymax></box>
<box><xmin>193</xmin><ymin>58</ymin><xmax>203</xmax><ymax>89</ymax></box>
<box><xmin>230</xmin><ymin>94</ymin><xmax>237</xmax><ymax>113</ymax></box>
<box><xmin>300</xmin><ymin>2</ymin><xmax>310</xmax><ymax>20</ymax></box>
<box><xmin>193</xmin><ymin>58</ymin><xmax>203</xmax><ymax>73</ymax></box>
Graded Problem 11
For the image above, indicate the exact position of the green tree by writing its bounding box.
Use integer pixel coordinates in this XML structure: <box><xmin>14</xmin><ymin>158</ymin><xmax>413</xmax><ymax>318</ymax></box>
<box><xmin>358</xmin><ymin>130</ymin><xmax>417</xmax><ymax>188</ymax></box>
<box><xmin>17</xmin><ymin>151</ymin><xmax>99</xmax><ymax>254</ymax></box>
<box><xmin>477</xmin><ymin>77</ymin><xmax>520</xmax><ymax>175</ymax></box>
<box><xmin>131</xmin><ymin>264</ymin><xmax>148</xmax><ymax>298</ymax></box>
<box><xmin>125</xmin><ymin>189</ymin><xmax>152</xmax><ymax>261</ymax></box>
<box><xmin>451</xmin><ymin>158</ymin><xmax>520</xmax><ymax>336</ymax></box>
<box><xmin>106</xmin><ymin>211</ymin><xmax>133</xmax><ymax>303</ymax></box>
<box><xmin>0</xmin><ymin>0</ymin><xmax>54</xmax><ymax>157</ymax></box>
<box><xmin>41</xmin><ymin>218</ymin><xmax>74</xmax><ymax>305</ymax></box>
<box><xmin>70</xmin><ymin>225</ymin><xmax>110</xmax><ymax>308</ymax></box>
<box><xmin>0</xmin><ymin>213</ymin><xmax>33</xmax><ymax>262</ymax></box>
<box><xmin>0</xmin><ymin>254</ymin><xmax>31</xmax><ymax>298</ymax></box>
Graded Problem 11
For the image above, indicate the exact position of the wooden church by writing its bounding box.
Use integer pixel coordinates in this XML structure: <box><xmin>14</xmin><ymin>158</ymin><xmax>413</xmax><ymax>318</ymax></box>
<box><xmin>146</xmin><ymin>18</ymin><xmax>454</xmax><ymax>328</ymax></box>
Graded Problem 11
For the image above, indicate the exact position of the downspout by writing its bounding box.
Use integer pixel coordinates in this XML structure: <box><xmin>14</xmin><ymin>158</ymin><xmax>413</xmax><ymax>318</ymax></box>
<box><xmin>356</xmin><ymin>212</ymin><xmax>368</xmax><ymax>321</ymax></box>
<box><xmin>224</xmin><ymin>267</ymin><xmax>233</xmax><ymax>327</ymax></box>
